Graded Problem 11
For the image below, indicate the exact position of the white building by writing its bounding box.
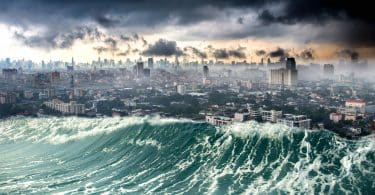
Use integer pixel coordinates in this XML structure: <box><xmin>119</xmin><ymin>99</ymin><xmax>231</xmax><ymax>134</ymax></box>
<box><xmin>206</xmin><ymin>115</ymin><xmax>233</xmax><ymax>126</ymax></box>
<box><xmin>269</xmin><ymin>68</ymin><xmax>298</xmax><ymax>86</ymax></box>
<box><xmin>44</xmin><ymin>99</ymin><xmax>85</xmax><ymax>114</ymax></box>
<box><xmin>233</xmin><ymin>112</ymin><xmax>250</xmax><ymax>122</ymax></box>
<box><xmin>177</xmin><ymin>84</ymin><xmax>186</xmax><ymax>95</ymax></box>
<box><xmin>74</xmin><ymin>88</ymin><xmax>85</xmax><ymax>97</ymax></box>
<box><xmin>277</xmin><ymin>114</ymin><xmax>311</xmax><ymax>129</ymax></box>
<box><xmin>44</xmin><ymin>88</ymin><xmax>56</xmax><ymax>98</ymax></box>
<box><xmin>329</xmin><ymin>113</ymin><xmax>342</xmax><ymax>123</ymax></box>
<box><xmin>339</xmin><ymin>99</ymin><xmax>366</xmax><ymax>121</ymax></box>
<box><xmin>260</xmin><ymin>109</ymin><xmax>282</xmax><ymax>122</ymax></box>
<box><xmin>24</xmin><ymin>90</ymin><xmax>34</xmax><ymax>99</ymax></box>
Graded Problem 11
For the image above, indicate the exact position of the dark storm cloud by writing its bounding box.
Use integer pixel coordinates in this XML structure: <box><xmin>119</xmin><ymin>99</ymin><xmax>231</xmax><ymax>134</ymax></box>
<box><xmin>268</xmin><ymin>47</ymin><xmax>288</xmax><ymax>59</ymax></box>
<box><xmin>258</xmin><ymin>0</ymin><xmax>373</xmax><ymax>25</ymax></box>
<box><xmin>237</xmin><ymin>17</ymin><xmax>245</xmax><ymax>24</ymax></box>
<box><xmin>256</xmin><ymin>0</ymin><xmax>375</xmax><ymax>46</ymax></box>
<box><xmin>95</xmin><ymin>16</ymin><xmax>121</xmax><ymax>28</ymax></box>
<box><xmin>0</xmin><ymin>0</ymin><xmax>374</xmax><ymax>48</ymax></box>
<box><xmin>142</xmin><ymin>39</ymin><xmax>184</xmax><ymax>56</ymax></box>
<box><xmin>255</xmin><ymin>50</ymin><xmax>266</xmax><ymax>56</ymax></box>
<box><xmin>229</xmin><ymin>48</ymin><xmax>246</xmax><ymax>59</ymax></box>
<box><xmin>336</xmin><ymin>49</ymin><xmax>359</xmax><ymax>60</ymax></box>
<box><xmin>213</xmin><ymin>48</ymin><xmax>246</xmax><ymax>59</ymax></box>
<box><xmin>298</xmin><ymin>49</ymin><xmax>314</xmax><ymax>61</ymax></box>
<box><xmin>14</xmin><ymin>26</ymin><xmax>104</xmax><ymax>49</ymax></box>
<box><xmin>0</xmin><ymin>0</ymin><xmax>267</xmax><ymax>28</ymax></box>
<box><xmin>120</xmin><ymin>34</ymin><xmax>148</xmax><ymax>46</ymax></box>
<box><xmin>184</xmin><ymin>46</ymin><xmax>207</xmax><ymax>59</ymax></box>
<box><xmin>213</xmin><ymin>49</ymin><xmax>229</xmax><ymax>59</ymax></box>
<box><xmin>103</xmin><ymin>37</ymin><xmax>120</xmax><ymax>53</ymax></box>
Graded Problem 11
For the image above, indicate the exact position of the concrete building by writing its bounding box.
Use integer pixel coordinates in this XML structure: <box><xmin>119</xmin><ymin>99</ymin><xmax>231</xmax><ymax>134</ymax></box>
<box><xmin>44</xmin><ymin>88</ymin><xmax>56</xmax><ymax>98</ymax></box>
<box><xmin>2</xmin><ymin>68</ymin><xmax>17</xmax><ymax>80</ymax></box>
<box><xmin>277</xmin><ymin>114</ymin><xmax>311</xmax><ymax>129</ymax></box>
<box><xmin>147</xmin><ymin>58</ymin><xmax>154</xmax><ymax>69</ymax></box>
<box><xmin>0</xmin><ymin>93</ymin><xmax>17</xmax><ymax>104</ymax></box>
<box><xmin>203</xmin><ymin>65</ymin><xmax>209</xmax><ymax>78</ymax></box>
<box><xmin>329</xmin><ymin>113</ymin><xmax>343</xmax><ymax>123</ymax></box>
<box><xmin>136</xmin><ymin>62</ymin><xmax>144</xmax><ymax>78</ymax></box>
<box><xmin>44</xmin><ymin>99</ymin><xmax>85</xmax><ymax>114</ymax></box>
<box><xmin>143</xmin><ymin>68</ymin><xmax>151</xmax><ymax>78</ymax></box>
<box><xmin>286</xmin><ymin>58</ymin><xmax>296</xmax><ymax>70</ymax></box>
<box><xmin>24</xmin><ymin>91</ymin><xmax>34</xmax><ymax>99</ymax></box>
<box><xmin>177</xmin><ymin>84</ymin><xmax>186</xmax><ymax>95</ymax></box>
<box><xmin>206</xmin><ymin>115</ymin><xmax>233</xmax><ymax>126</ymax></box>
<box><xmin>323</xmin><ymin>64</ymin><xmax>334</xmax><ymax>78</ymax></box>
<box><xmin>269</xmin><ymin>68</ymin><xmax>298</xmax><ymax>86</ymax></box>
<box><xmin>341</xmin><ymin>99</ymin><xmax>366</xmax><ymax>121</ymax></box>
<box><xmin>233</xmin><ymin>112</ymin><xmax>251</xmax><ymax>122</ymax></box>
<box><xmin>269</xmin><ymin>57</ymin><xmax>298</xmax><ymax>86</ymax></box>
<box><xmin>260</xmin><ymin>109</ymin><xmax>282</xmax><ymax>123</ymax></box>
<box><xmin>74</xmin><ymin>88</ymin><xmax>85</xmax><ymax>97</ymax></box>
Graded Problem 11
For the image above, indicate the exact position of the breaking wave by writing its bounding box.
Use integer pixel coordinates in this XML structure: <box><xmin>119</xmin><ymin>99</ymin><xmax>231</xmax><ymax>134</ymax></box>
<box><xmin>0</xmin><ymin>116</ymin><xmax>374</xmax><ymax>194</ymax></box>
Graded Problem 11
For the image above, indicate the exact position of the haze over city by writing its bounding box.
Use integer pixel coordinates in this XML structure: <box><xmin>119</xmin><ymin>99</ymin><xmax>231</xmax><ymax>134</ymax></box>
<box><xmin>0</xmin><ymin>1</ymin><xmax>374</xmax><ymax>194</ymax></box>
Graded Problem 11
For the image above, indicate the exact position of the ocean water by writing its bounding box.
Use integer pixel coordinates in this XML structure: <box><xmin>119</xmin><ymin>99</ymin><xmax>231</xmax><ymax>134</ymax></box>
<box><xmin>0</xmin><ymin>116</ymin><xmax>374</xmax><ymax>194</ymax></box>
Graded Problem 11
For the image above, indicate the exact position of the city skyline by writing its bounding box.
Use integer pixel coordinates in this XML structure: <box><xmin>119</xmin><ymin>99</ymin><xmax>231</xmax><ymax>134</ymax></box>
<box><xmin>0</xmin><ymin>0</ymin><xmax>374</xmax><ymax>64</ymax></box>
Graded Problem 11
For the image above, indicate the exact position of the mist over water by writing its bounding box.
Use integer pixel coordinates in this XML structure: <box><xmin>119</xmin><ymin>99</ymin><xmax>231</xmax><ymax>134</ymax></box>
<box><xmin>0</xmin><ymin>116</ymin><xmax>374</xmax><ymax>194</ymax></box>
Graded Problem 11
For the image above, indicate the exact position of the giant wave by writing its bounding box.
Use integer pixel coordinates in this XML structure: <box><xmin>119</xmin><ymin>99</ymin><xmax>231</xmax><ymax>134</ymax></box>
<box><xmin>0</xmin><ymin>116</ymin><xmax>374</xmax><ymax>194</ymax></box>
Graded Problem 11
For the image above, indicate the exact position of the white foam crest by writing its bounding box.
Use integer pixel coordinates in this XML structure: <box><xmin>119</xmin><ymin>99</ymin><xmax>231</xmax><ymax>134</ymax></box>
<box><xmin>127</xmin><ymin>138</ymin><xmax>162</xmax><ymax>150</ymax></box>
<box><xmin>0</xmin><ymin>116</ymin><xmax>197</xmax><ymax>144</ymax></box>
<box><xmin>218</xmin><ymin>121</ymin><xmax>302</xmax><ymax>139</ymax></box>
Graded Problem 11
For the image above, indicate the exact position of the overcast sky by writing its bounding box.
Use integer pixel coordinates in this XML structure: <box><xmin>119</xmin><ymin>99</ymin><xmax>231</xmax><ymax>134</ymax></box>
<box><xmin>0</xmin><ymin>0</ymin><xmax>374</xmax><ymax>64</ymax></box>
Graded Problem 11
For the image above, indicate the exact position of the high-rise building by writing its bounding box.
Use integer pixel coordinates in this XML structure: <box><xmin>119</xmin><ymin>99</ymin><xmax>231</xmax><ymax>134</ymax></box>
<box><xmin>286</xmin><ymin>58</ymin><xmax>296</xmax><ymax>70</ymax></box>
<box><xmin>2</xmin><ymin>68</ymin><xmax>17</xmax><ymax>81</ymax></box>
<box><xmin>323</xmin><ymin>64</ymin><xmax>334</xmax><ymax>78</ymax></box>
<box><xmin>70</xmin><ymin>75</ymin><xmax>74</xmax><ymax>89</ymax></box>
<box><xmin>269</xmin><ymin>57</ymin><xmax>298</xmax><ymax>86</ymax></box>
<box><xmin>203</xmin><ymin>65</ymin><xmax>209</xmax><ymax>78</ymax></box>
<box><xmin>50</xmin><ymin>71</ymin><xmax>60</xmax><ymax>84</ymax></box>
<box><xmin>147</xmin><ymin>58</ymin><xmax>154</xmax><ymax>69</ymax></box>
<box><xmin>269</xmin><ymin>68</ymin><xmax>298</xmax><ymax>86</ymax></box>
<box><xmin>67</xmin><ymin>65</ymin><xmax>74</xmax><ymax>72</ymax></box>
<box><xmin>143</xmin><ymin>68</ymin><xmax>151</xmax><ymax>78</ymax></box>
<box><xmin>136</xmin><ymin>62</ymin><xmax>144</xmax><ymax>78</ymax></box>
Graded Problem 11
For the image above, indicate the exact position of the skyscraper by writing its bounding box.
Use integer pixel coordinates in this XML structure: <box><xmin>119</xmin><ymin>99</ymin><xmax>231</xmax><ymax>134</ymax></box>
<box><xmin>136</xmin><ymin>62</ymin><xmax>144</xmax><ymax>78</ymax></box>
<box><xmin>269</xmin><ymin>57</ymin><xmax>298</xmax><ymax>86</ymax></box>
<box><xmin>286</xmin><ymin>58</ymin><xmax>296</xmax><ymax>70</ymax></box>
<box><xmin>147</xmin><ymin>58</ymin><xmax>154</xmax><ymax>69</ymax></box>
<box><xmin>203</xmin><ymin>65</ymin><xmax>209</xmax><ymax>78</ymax></box>
<box><xmin>323</xmin><ymin>64</ymin><xmax>334</xmax><ymax>78</ymax></box>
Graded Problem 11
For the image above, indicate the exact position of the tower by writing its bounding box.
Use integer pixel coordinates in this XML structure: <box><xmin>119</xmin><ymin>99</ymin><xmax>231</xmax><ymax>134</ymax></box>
<box><xmin>203</xmin><ymin>65</ymin><xmax>209</xmax><ymax>78</ymax></box>
<box><xmin>286</xmin><ymin>58</ymin><xmax>296</xmax><ymax>70</ymax></box>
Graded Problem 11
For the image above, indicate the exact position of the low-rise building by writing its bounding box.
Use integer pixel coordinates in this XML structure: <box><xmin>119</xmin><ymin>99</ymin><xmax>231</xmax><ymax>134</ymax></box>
<box><xmin>329</xmin><ymin>113</ymin><xmax>343</xmax><ymax>123</ymax></box>
<box><xmin>339</xmin><ymin>99</ymin><xmax>366</xmax><ymax>121</ymax></box>
<box><xmin>206</xmin><ymin>115</ymin><xmax>233</xmax><ymax>126</ymax></box>
<box><xmin>44</xmin><ymin>99</ymin><xmax>85</xmax><ymax>114</ymax></box>
<box><xmin>0</xmin><ymin>92</ymin><xmax>17</xmax><ymax>104</ymax></box>
<box><xmin>233</xmin><ymin>112</ymin><xmax>250</xmax><ymax>122</ymax></box>
<box><xmin>277</xmin><ymin>114</ymin><xmax>311</xmax><ymax>129</ymax></box>
<box><xmin>24</xmin><ymin>90</ymin><xmax>34</xmax><ymax>99</ymax></box>
<box><xmin>260</xmin><ymin>109</ymin><xmax>282</xmax><ymax>122</ymax></box>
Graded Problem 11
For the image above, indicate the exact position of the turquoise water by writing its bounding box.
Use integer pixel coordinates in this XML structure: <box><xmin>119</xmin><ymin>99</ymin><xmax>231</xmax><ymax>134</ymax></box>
<box><xmin>0</xmin><ymin>116</ymin><xmax>374</xmax><ymax>194</ymax></box>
